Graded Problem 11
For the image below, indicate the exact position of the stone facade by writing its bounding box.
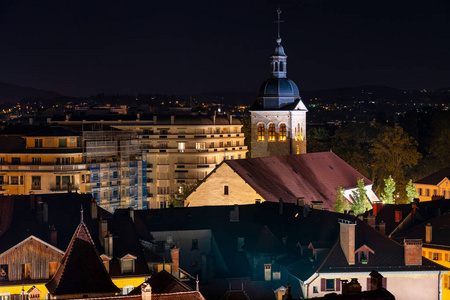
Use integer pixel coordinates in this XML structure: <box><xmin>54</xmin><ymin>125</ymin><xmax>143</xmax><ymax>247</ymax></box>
<box><xmin>251</xmin><ymin>110</ymin><xmax>306</xmax><ymax>158</ymax></box>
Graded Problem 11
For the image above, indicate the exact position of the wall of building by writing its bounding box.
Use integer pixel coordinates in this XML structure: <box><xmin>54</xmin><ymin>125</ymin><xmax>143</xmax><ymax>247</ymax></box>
<box><xmin>307</xmin><ymin>272</ymin><xmax>440</xmax><ymax>300</ymax></box>
<box><xmin>185</xmin><ymin>163</ymin><xmax>263</xmax><ymax>207</ymax></box>
<box><xmin>423</xmin><ymin>247</ymin><xmax>450</xmax><ymax>299</ymax></box>
<box><xmin>416</xmin><ymin>179</ymin><xmax>450</xmax><ymax>202</ymax></box>
<box><xmin>251</xmin><ymin>110</ymin><xmax>306</xmax><ymax>158</ymax></box>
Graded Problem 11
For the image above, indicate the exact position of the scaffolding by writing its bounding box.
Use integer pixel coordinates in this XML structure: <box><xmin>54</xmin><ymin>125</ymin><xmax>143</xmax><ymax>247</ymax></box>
<box><xmin>83</xmin><ymin>128</ymin><xmax>146</xmax><ymax>212</ymax></box>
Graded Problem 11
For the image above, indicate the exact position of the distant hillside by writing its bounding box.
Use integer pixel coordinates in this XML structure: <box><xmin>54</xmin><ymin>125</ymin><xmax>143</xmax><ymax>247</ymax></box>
<box><xmin>0</xmin><ymin>82</ymin><xmax>62</xmax><ymax>103</ymax></box>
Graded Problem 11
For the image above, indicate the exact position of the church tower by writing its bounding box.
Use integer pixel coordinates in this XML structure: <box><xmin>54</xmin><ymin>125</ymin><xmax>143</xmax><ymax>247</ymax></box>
<box><xmin>250</xmin><ymin>10</ymin><xmax>307</xmax><ymax>158</ymax></box>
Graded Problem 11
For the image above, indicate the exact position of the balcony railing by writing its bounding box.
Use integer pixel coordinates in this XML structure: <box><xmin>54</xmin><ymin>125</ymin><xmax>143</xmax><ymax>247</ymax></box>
<box><xmin>0</xmin><ymin>164</ymin><xmax>88</xmax><ymax>171</ymax></box>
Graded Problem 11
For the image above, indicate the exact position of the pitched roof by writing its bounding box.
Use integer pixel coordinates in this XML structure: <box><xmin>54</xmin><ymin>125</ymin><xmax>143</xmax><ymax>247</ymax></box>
<box><xmin>414</xmin><ymin>168</ymin><xmax>450</xmax><ymax>185</ymax></box>
<box><xmin>26</xmin><ymin>126</ymin><xmax>80</xmax><ymax>137</ymax></box>
<box><xmin>45</xmin><ymin>221</ymin><xmax>120</xmax><ymax>295</ymax></box>
<box><xmin>68</xmin><ymin>291</ymin><xmax>206</xmax><ymax>300</ymax></box>
<box><xmin>394</xmin><ymin>214</ymin><xmax>450</xmax><ymax>249</ymax></box>
<box><xmin>129</xmin><ymin>270</ymin><xmax>193</xmax><ymax>295</ymax></box>
<box><xmin>225</xmin><ymin>152</ymin><xmax>372</xmax><ymax>210</ymax></box>
<box><xmin>317</xmin><ymin>219</ymin><xmax>447</xmax><ymax>275</ymax></box>
<box><xmin>219</xmin><ymin>290</ymin><xmax>251</xmax><ymax>300</ymax></box>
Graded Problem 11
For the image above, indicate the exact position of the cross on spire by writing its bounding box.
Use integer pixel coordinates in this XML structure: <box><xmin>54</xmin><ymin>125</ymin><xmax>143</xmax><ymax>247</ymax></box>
<box><xmin>275</xmin><ymin>8</ymin><xmax>284</xmax><ymax>44</ymax></box>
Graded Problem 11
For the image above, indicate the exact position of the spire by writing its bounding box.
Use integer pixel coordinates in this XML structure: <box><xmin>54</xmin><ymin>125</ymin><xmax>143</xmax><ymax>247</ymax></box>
<box><xmin>275</xmin><ymin>8</ymin><xmax>284</xmax><ymax>44</ymax></box>
<box><xmin>271</xmin><ymin>8</ymin><xmax>287</xmax><ymax>78</ymax></box>
<box><xmin>80</xmin><ymin>204</ymin><xmax>84</xmax><ymax>224</ymax></box>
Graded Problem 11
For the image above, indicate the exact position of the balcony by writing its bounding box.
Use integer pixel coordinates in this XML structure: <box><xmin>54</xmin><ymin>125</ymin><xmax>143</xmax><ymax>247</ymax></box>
<box><xmin>0</xmin><ymin>164</ymin><xmax>88</xmax><ymax>172</ymax></box>
<box><xmin>49</xmin><ymin>184</ymin><xmax>80</xmax><ymax>192</ymax></box>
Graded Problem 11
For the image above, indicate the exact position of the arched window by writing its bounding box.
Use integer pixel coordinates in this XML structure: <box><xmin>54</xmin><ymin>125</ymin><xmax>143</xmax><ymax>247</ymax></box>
<box><xmin>280</xmin><ymin>62</ymin><xmax>284</xmax><ymax>72</ymax></box>
<box><xmin>257</xmin><ymin>124</ymin><xmax>265</xmax><ymax>141</ymax></box>
<box><xmin>279</xmin><ymin>124</ymin><xmax>286</xmax><ymax>141</ymax></box>
<box><xmin>300</xmin><ymin>125</ymin><xmax>304</xmax><ymax>141</ymax></box>
<box><xmin>268</xmin><ymin>123</ymin><xmax>275</xmax><ymax>141</ymax></box>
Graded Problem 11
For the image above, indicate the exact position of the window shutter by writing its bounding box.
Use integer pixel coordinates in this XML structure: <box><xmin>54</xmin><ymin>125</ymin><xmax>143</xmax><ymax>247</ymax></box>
<box><xmin>335</xmin><ymin>278</ymin><xmax>341</xmax><ymax>292</ymax></box>
<box><xmin>382</xmin><ymin>277</ymin><xmax>387</xmax><ymax>289</ymax></box>
<box><xmin>446</xmin><ymin>253</ymin><xmax>449</xmax><ymax>262</ymax></box>
<box><xmin>439</xmin><ymin>253</ymin><xmax>442</xmax><ymax>261</ymax></box>
<box><xmin>443</xmin><ymin>274</ymin><xmax>448</xmax><ymax>289</ymax></box>
<box><xmin>367</xmin><ymin>278</ymin><xmax>371</xmax><ymax>291</ymax></box>
<box><xmin>321</xmin><ymin>278</ymin><xmax>326</xmax><ymax>292</ymax></box>
<box><xmin>428</xmin><ymin>252</ymin><xmax>432</xmax><ymax>259</ymax></box>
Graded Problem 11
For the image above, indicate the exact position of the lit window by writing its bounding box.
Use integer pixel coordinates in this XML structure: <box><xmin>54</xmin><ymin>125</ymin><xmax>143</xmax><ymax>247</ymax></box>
<box><xmin>196</xmin><ymin>143</ymin><xmax>206</xmax><ymax>151</ymax></box>
<box><xmin>257</xmin><ymin>124</ymin><xmax>264</xmax><ymax>141</ymax></box>
<box><xmin>279</xmin><ymin>124</ymin><xmax>286</xmax><ymax>141</ymax></box>
<box><xmin>178</xmin><ymin>142</ymin><xmax>185</xmax><ymax>153</ymax></box>
<box><xmin>268</xmin><ymin>124</ymin><xmax>275</xmax><ymax>141</ymax></box>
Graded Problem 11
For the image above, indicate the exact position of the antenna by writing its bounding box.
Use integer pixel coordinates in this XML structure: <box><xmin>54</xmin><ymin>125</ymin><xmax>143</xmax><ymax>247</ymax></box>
<box><xmin>275</xmin><ymin>8</ymin><xmax>284</xmax><ymax>43</ymax></box>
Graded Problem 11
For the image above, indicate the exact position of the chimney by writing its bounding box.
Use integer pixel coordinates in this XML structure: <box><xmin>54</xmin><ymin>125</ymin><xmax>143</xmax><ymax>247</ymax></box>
<box><xmin>279</xmin><ymin>198</ymin><xmax>283</xmax><ymax>215</ymax></box>
<box><xmin>367</xmin><ymin>214</ymin><xmax>376</xmax><ymax>228</ymax></box>
<box><xmin>369</xmin><ymin>270</ymin><xmax>384</xmax><ymax>291</ymax></box>
<box><xmin>372</xmin><ymin>202</ymin><xmax>383</xmax><ymax>216</ymax></box>
<box><xmin>378</xmin><ymin>221</ymin><xmax>386</xmax><ymax>235</ymax></box>
<box><xmin>229</xmin><ymin>115</ymin><xmax>233</xmax><ymax>125</ymax></box>
<box><xmin>153</xmin><ymin>115</ymin><xmax>157</xmax><ymax>124</ymax></box>
<box><xmin>230</xmin><ymin>205</ymin><xmax>239</xmax><ymax>222</ymax></box>
<box><xmin>212</xmin><ymin>111</ymin><xmax>216</xmax><ymax>125</ymax></box>
<box><xmin>141</xmin><ymin>283</ymin><xmax>152</xmax><ymax>300</ymax></box>
<box><xmin>425</xmin><ymin>223</ymin><xmax>432</xmax><ymax>243</ymax></box>
<box><xmin>104</xmin><ymin>233</ymin><xmax>113</xmax><ymax>257</ymax></box>
<box><xmin>137</xmin><ymin>113</ymin><xmax>140</xmax><ymax>120</ymax></box>
<box><xmin>171</xmin><ymin>246</ymin><xmax>179</xmax><ymax>277</ymax></box>
<box><xmin>29</xmin><ymin>117</ymin><xmax>34</xmax><ymax>125</ymax></box>
<box><xmin>50</xmin><ymin>226</ymin><xmax>57</xmax><ymax>247</ymax></box>
<box><xmin>297</xmin><ymin>197</ymin><xmax>305</xmax><ymax>206</ymax></box>
<box><xmin>43</xmin><ymin>202</ymin><xmax>48</xmax><ymax>223</ymax></box>
<box><xmin>91</xmin><ymin>198</ymin><xmax>98</xmax><ymax>220</ymax></box>
<box><xmin>394</xmin><ymin>210</ymin><xmax>402</xmax><ymax>223</ymax></box>
<box><xmin>30</xmin><ymin>194</ymin><xmax>35</xmax><ymax>210</ymax></box>
<box><xmin>237</xmin><ymin>237</ymin><xmax>245</xmax><ymax>251</ymax></box>
<box><xmin>67</xmin><ymin>182</ymin><xmax>72</xmax><ymax>194</ymax></box>
<box><xmin>129</xmin><ymin>208</ymin><xmax>135</xmax><ymax>222</ymax></box>
<box><xmin>170</xmin><ymin>115</ymin><xmax>175</xmax><ymax>125</ymax></box>
<box><xmin>339</xmin><ymin>219</ymin><xmax>356</xmax><ymax>265</ymax></box>
<box><xmin>404</xmin><ymin>239</ymin><xmax>422</xmax><ymax>266</ymax></box>
<box><xmin>99</xmin><ymin>219</ymin><xmax>108</xmax><ymax>247</ymax></box>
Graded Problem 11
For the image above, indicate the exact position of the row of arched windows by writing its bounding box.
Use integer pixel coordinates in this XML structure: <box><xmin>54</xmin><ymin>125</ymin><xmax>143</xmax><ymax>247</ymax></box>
<box><xmin>257</xmin><ymin>123</ymin><xmax>287</xmax><ymax>142</ymax></box>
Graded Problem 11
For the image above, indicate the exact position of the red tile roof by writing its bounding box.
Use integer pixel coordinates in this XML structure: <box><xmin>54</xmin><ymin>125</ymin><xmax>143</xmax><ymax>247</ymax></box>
<box><xmin>70</xmin><ymin>291</ymin><xmax>205</xmax><ymax>300</ymax></box>
<box><xmin>225</xmin><ymin>151</ymin><xmax>372</xmax><ymax>210</ymax></box>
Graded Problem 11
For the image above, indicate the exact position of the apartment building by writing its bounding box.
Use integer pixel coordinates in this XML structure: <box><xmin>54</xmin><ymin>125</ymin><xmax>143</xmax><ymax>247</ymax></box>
<box><xmin>51</xmin><ymin>112</ymin><xmax>247</xmax><ymax>209</ymax></box>
<box><xmin>0</xmin><ymin>126</ymin><xmax>89</xmax><ymax>196</ymax></box>
<box><xmin>111</xmin><ymin>114</ymin><xmax>247</xmax><ymax>208</ymax></box>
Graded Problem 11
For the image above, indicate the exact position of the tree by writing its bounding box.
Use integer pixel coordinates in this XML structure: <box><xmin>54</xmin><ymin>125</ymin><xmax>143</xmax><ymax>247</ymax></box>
<box><xmin>405</xmin><ymin>180</ymin><xmax>419</xmax><ymax>203</ymax></box>
<box><xmin>370</xmin><ymin>126</ymin><xmax>421</xmax><ymax>199</ymax></box>
<box><xmin>381</xmin><ymin>175</ymin><xmax>396</xmax><ymax>204</ymax></box>
<box><xmin>334</xmin><ymin>186</ymin><xmax>345</xmax><ymax>213</ymax></box>
<box><xmin>169</xmin><ymin>182</ymin><xmax>198</xmax><ymax>207</ymax></box>
<box><xmin>307</xmin><ymin>127</ymin><xmax>332</xmax><ymax>153</ymax></box>
<box><xmin>351</xmin><ymin>178</ymin><xmax>368</xmax><ymax>215</ymax></box>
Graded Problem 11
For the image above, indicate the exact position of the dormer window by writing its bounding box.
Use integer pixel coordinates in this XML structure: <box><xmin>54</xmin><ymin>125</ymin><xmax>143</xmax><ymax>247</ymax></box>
<box><xmin>100</xmin><ymin>254</ymin><xmax>112</xmax><ymax>273</ymax></box>
<box><xmin>355</xmin><ymin>245</ymin><xmax>375</xmax><ymax>264</ymax></box>
<box><xmin>120</xmin><ymin>254</ymin><xmax>137</xmax><ymax>274</ymax></box>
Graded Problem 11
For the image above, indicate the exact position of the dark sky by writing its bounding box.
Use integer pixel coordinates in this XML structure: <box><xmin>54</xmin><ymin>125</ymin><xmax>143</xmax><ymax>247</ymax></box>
<box><xmin>0</xmin><ymin>0</ymin><xmax>449</xmax><ymax>96</ymax></box>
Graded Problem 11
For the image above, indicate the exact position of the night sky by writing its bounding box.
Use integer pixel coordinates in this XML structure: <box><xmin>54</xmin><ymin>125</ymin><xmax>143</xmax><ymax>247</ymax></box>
<box><xmin>1</xmin><ymin>0</ymin><xmax>449</xmax><ymax>97</ymax></box>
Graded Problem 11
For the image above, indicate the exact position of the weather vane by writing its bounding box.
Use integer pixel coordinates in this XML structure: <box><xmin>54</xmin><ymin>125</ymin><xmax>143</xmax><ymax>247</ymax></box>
<box><xmin>275</xmin><ymin>8</ymin><xmax>284</xmax><ymax>43</ymax></box>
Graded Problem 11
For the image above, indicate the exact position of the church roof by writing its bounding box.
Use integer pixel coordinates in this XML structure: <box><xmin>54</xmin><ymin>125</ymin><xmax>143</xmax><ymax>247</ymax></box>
<box><xmin>224</xmin><ymin>151</ymin><xmax>372</xmax><ymax>210</ymax></box>
<box><xmin>258</xmin><ymin>78</ymin><xmax>299</xmax><ymax>98</ymax></box>
<box><xmin>46</xmin><ymin>219</ymin><xmax>120</xmax><ymax>295</ymax></box>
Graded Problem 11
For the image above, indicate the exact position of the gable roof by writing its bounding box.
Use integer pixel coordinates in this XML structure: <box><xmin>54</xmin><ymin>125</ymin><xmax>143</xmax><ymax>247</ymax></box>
<box><xmin>46</xmin><ymin>221</ymin><xmax>120</xmax><ymax>295</ymax></box>
<box><xmin>414</xmin><ymin>168</ymin><xmax>450</xmax><ymax>185</ymax></box>
<box><xmin>0</xmin><ymin>235</ymin><xmax>64</xmax><ymax>259</ymax></box>
<box><xmin>224</xmin><ymin>152</ymin><xmax>372</xmax><ymax>210</ymax></box>
<box><xmin>317</xmin><ymin>219</ymin><xmax>446</xmax><ymax>275</ymax></box>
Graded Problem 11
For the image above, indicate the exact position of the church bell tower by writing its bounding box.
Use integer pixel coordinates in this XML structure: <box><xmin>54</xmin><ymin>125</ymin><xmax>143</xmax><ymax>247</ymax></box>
<box><xmin>250</xmin><ymin>9</ymin><xmax>307</xmax><ymax>158</ymax></box>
